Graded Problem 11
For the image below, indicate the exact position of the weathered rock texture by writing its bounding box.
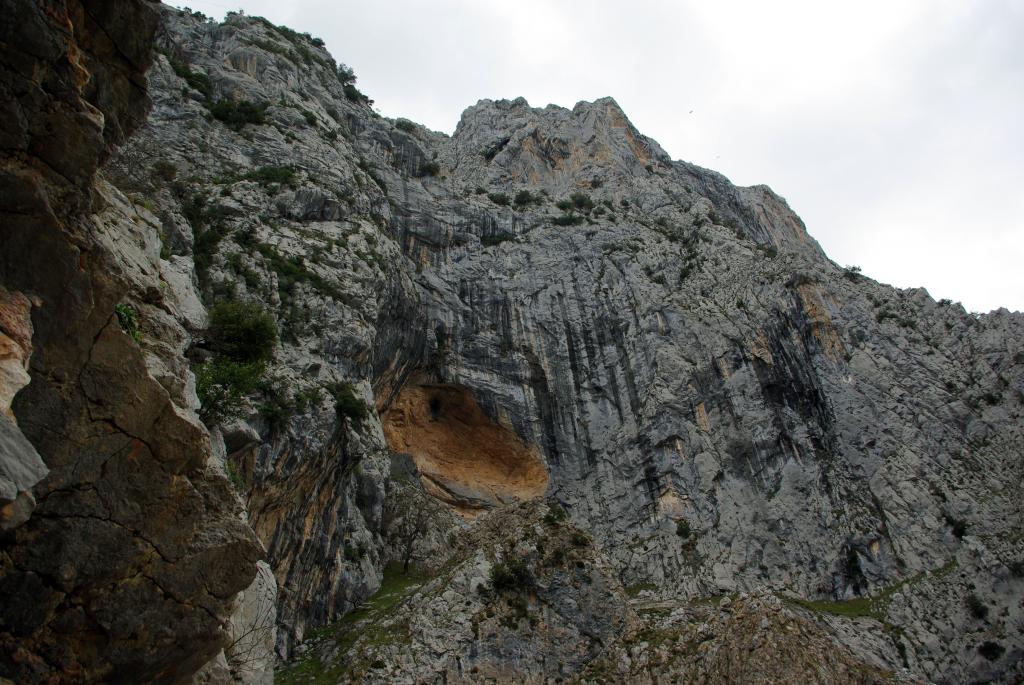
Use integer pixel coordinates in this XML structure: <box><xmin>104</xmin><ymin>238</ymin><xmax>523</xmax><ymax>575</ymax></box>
<box><xmin>4</xmin><ymin>2</ymin><xmax>1022</xmax><ymax>683</ymax></box>
<box><xmin>383</xmin><ymin>383</ymin><xmax>549</xmax><ymax>516</ymax></box>
<box><xmin>0</xmin><ymin>2</ymin><xmax>264</xmax><ymax>683</ymax></box>
<box><xmin>282</xmin><ymin>502</ymin><xmax>921</xmax><ymax>684</ymax></box>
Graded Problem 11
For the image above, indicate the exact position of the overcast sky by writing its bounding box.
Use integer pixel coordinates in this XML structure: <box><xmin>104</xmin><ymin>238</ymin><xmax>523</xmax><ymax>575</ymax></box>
<box><xmin>178</xmin><ymin>0</ymin><xmax>1023</xmax><ymax>312</ymax></box>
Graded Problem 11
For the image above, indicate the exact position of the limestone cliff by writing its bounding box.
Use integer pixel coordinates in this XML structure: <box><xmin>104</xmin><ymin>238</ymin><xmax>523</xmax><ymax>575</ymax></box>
<box><xmin>2</xmin><ymin>2</ymin><xmax>1023</xmax><ymax>684</ymax></box>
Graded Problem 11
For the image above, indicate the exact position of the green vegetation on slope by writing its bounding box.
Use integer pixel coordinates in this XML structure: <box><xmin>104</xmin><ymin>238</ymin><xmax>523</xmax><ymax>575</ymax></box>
<box><xmin>276</xmin><ymin>563</ymin><xmax>428</xmax><ymax>684</ymax></box>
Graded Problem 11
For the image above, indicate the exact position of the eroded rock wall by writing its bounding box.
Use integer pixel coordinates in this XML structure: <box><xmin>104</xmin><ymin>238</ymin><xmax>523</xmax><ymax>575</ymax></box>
<box><xmin>0</xmin><ymin>2</ymin><xmax>264</xmax><ymax>682</ymax></box>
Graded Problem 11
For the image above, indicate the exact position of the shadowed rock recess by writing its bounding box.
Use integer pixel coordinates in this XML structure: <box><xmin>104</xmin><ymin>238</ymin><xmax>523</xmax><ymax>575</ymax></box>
<box><xmin>383</xmin><ymin>384</ymin><xmax>549</xmax><ymax>516</ymax></box>
<box><xmin>1</xmin><ymin>3</ymin><xmax>1022</xmax><ymax>684</ymax></box>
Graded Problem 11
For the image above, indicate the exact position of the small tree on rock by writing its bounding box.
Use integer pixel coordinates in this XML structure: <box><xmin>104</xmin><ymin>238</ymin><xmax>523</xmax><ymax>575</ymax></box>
<box><xmin>382</xmin><ymin>480</ymin><xmax>446</xmax><ymax>574</ymax></box>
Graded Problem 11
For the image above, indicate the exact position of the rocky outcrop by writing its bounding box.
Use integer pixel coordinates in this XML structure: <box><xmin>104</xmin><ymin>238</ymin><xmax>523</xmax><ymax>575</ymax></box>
<box><xmin>194</xmin><ymin>560</ymin><xmax>277</xmax><ymax>685</ymax></box>
<box><xmin>0</xmin><ymin>287</ymin><xmax>34</xmax><ymax>419</ymax></box>
<box><xmin>0</xmin><ymin>2</ymin><xmax>263</xmax><ymax>683</ymax></box>
<box><xmin>0</xmin><ymin>286</ymin><xmax>46</xmax><ymax>532</ymax></box>
<box><xmin>579</xmin><ymin>590</ymin><xmax>920</xmax><ymax>684</ymax></box>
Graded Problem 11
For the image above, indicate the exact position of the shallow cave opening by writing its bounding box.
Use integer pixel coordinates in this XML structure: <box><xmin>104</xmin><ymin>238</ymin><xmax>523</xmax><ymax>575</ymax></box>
<box><xmin>381</xmin><ymin>383</ymin><xmax>548</xmax><ymax>518</ymax></box>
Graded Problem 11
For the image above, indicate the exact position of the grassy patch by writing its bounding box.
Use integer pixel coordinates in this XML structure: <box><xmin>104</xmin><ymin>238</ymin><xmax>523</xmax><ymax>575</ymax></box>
<box><xmin>210</xmin><ymin>99</ymin><xmax>267</xmax><ymax>130</ymax></box>
<box><xmin>255</xmin><ymin>243</ymin><xmax>345</xmax><ymax>301</ymax></box>
<box><xmin>277</xmin><ymin>563</ymin><xmax>427</xmax><ymax>684</ymax></box>
<box><xmin>788</xmin><ymin>595</ymin><xmax>880</xmax><ymax>619</ymax></box>
<box><xmin>784</xmin><ymin>558</ymin><xmax>958</xmax><ymax>621</ymax></box>
<box><xmin>370</xmin><ymin>563</ymin><xmax>429</xmax><ymax>611</ymax></box>
<box><xmin>245</xmin><ymin>165</ymin><xmax>296</xmax><ymax>186</ymax></box>
<box><xmin>625</xmin><ymin>583</ymin><xmax>658</xmax><ymax>597</ymax></box>
<box><xmin>480</xmin><ymin>233</ymin><xmax>514</xmax><ymax>247</ymax></box>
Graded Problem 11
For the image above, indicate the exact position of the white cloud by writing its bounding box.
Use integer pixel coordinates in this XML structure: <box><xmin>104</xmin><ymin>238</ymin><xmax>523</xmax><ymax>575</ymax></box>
<box><xmin>179</xmin><ymin>0</ymin><xmax>1024</xmax><ymax>311</ymax></box>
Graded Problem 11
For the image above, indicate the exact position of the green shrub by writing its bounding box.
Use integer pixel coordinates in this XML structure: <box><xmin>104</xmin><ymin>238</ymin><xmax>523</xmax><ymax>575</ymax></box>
<box><xmin>195</xmin><ymin>358</ymin><xmax>265</xmax><ymax>425</ymax></box>
<box><xmin>115</xmin><ymin>303</ymin><xmax>142</xmax><ymax>342</ymax></box>
<box><xmin>151</xmin><ymin>159</ymin><xmax>178</xmax><ymax>184</ymax></box>
<box><xmin>225</xmin><ymin>459</ymin><xmax>246</xmax><ymax>491</ymax></box>
<box><xmin>966</xmin><ymin>593</ymin><xmax>989</xmax><ymax>620</ymax></box>
<box><xmin>210</xmin><ymin>99</ymin><xmax>267</xmax><ymax>129</ymax></box>
<box><xmin>488</xmin><ymin>192</ymin><xmax>509</xmax><ymax>206</ymax></box>
<box><xmin>247</xmin><ymin>37</ymin><xmax>292</xmax><ymax>59</ymax></box>
<box><xmin>944</xmin><ymin>513</ymin><xmax>968</xmax><ymax>539</ymax></box>
<box><xmin>481</xmin><ymin>233</ymin><xmax>513</xmax><ymax>247</ymax></box>
<box><xmin>978</xmin><ymin>641</ymin><xmax>1005</xmax><ymax>661</ymax></box>
<box><xmin>257</xmin><ymin>380</ymin><xmax>296</xmax><ymax>431</ymax></box>
<box><xmin>245</xmin><ymin>165</ymin><xmax>296</xmax><ymax>186</ymax></box>
<box><xmin>843</xmin><ymin>265</ymin><xmax>863</xmax><ymax>282</ymax></box>
<box><xmin>513</xmin><ymin>190</ymin><xmax>538</xmax><ymax>207</ymax></box>
<box><xmin>343</xmin><ymin>542</ymin><xmax>366</xmax><ymax>562</ymax></box>
<box><xmin>543</xmin><ymin>503</ymin><xmax>568</xmax><ymax>526</ymax></box>
<box><xmin>337</xmin><ymin>63</ymin><xmax>356</xmax><ymax>85</ymax></box>
<box><xmin>676</xmin><ymin>519</ymin><xmax>691</xmax><ymax>538</ymax></box>
<box><xmin>207</xmin><ymin>301</ymin><xmax>278</xmax><ymax>363</ymax></box>
<box><xmin>418</xmin><ymin>161</ymin><xmax>440</xmax><ymax>177</ymax></box>
<box><xmin>490</xmin><ymin>558</ymin><xmax>532</xmax><ymax>594</ymax></box>
<box><xmin>254</xmin><ymin>243</ymin><xmax>344</xmax><ymax>300</ymax></box>
<box><xmin>395</xmin><ymin>118</ymin><xmax>416</xmax><ymax>133</ymax></box>
<box><xmin>568</xmin><ymin>192</ymin><xmax>594</xmax><ymax>213</ymax></box>
<box><xmin>330</xmin><ymin>381</ymin><xmax>368</xmax><ymax>425</ymax></box>
<box><xmin>343</xmin><ymin>83</ymin><xmax>371</xmax><ymax>104</ymax></box>
<box><xmin>194</xmin><ymin>301</ymin><xmax>278</xmax><ymax>426</ymax></box>
<box><xmin>166</xmin><ymin>54</ymin><xmax>213</xmax><ymax>99</ymax></box>
<box><xmin>552</xmin><ymin>212</ymin><xmax>585</xmax><ymax>226</ymax></box>
<box><xmin>294</xmin><ymin>387</ymin><xmax>322</xmax><ymax>413</ymax></box>
<box><xmin>185</xmin><ymin>193</ymin><xmax>231</xmax><ymax>294</ymax></box>
<box><xmin>300</xmin><ymin>109</ymin><xmax>317</xmax><ymax>127</ymax></box>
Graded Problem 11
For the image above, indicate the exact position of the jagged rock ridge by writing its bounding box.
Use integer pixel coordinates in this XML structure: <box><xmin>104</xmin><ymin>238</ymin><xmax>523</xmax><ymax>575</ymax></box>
<box><xmin>2</xmin><ymin>3</ymin><xmax>1022</xmax><ymax>684</ymax></box>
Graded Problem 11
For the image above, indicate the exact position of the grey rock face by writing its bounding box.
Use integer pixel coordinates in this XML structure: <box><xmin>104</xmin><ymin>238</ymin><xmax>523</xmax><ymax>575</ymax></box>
<box><xmin>99</xmin><ymin>5</ymin><xmax>1024</xmax><ymax>683</ymax></box>
<box><xmin>0</xmin><ymin>413</ymin><xmax>47</xmax><ymax>531</ymax></box>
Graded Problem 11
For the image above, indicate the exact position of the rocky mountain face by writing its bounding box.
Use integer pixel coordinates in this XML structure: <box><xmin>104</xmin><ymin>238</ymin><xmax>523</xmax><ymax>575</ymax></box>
<box><xmin>2</xmin><ymin>3</ymin><xmax>1022</xmax><ymax>684</ymax></box>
